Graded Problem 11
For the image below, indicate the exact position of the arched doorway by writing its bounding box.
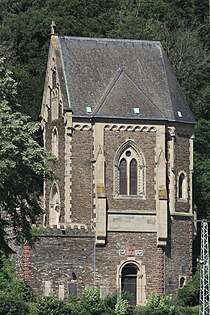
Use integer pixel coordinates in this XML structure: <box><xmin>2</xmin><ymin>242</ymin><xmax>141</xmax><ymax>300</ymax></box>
<box><xmin>118</xmin><ymin>261</ymin><xmax>146</xmax><ymax>305</ymax></box>
<box><xmin>121</xmin><ymin>264</ymin><xmax>137</xmax><ymax>305</ymax></box>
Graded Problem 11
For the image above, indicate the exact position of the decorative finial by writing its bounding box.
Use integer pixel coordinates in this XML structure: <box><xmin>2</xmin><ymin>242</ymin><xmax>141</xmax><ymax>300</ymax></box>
<box><xmin>50</xmin><ymin>21</ymin><xmax>56</xmax><ymax>35</ymax></box>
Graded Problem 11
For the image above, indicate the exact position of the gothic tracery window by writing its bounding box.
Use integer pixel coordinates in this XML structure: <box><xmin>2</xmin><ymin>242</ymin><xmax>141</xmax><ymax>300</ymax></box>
<box><xmin>114</xmin><ymin>140</ymin><xmax>146</xmax><ymax>198</ymax></box>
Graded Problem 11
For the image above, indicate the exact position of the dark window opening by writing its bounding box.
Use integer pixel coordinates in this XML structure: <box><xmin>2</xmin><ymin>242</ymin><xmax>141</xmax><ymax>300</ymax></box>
<box><xmin>179</xmin><ymin>276</ymin><xmax>185</xmax><ymax>288</ymax></box>
<box><xmin>178</xmin><ymin>173</ymin><xmax>185</xmax><ymax>199</ymax></box>
<box><xmin>130</xmin><ymin>158</ymin><xmax>137</xmax><ymax>195</ymax></box>
<box><xmin>121</xmin><ymin>264</ymin><xmax>137</xmax><ymax>305</ymax></box>
<box><xmin>119</xmin><ymin>159</ymin><xmax>127</xmax><ymax>195</ymax></box>
<box><xmin>52</xmin><ymin>70</ymin><xmax>56</xmax><ymax>89</ymax></box>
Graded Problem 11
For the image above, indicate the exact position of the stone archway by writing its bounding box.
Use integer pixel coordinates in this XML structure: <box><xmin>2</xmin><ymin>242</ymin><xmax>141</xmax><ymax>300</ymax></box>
<box><xmin>118</xmin><ymin>260</ymin><xmax>146</xmax><ymax>305</ymax></box>
<box><xmin>121</xmin><ymin>263</ymin><xmax>138</xmax><ymax>305</ymax></box>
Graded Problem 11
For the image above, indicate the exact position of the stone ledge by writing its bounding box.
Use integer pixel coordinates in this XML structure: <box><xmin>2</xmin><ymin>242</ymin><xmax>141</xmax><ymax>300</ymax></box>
<box><xmin>37</xmin><ymin>227</ymin><xmax>95</xmax><ymax>238</ymax></box>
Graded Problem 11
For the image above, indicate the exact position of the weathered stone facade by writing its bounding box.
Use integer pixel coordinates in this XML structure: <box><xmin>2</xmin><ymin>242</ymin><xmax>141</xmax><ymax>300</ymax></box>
<box><xmin>19</xmin><ymin>31</ymin><xmax>196</xmax><ymax>305</ymax></box>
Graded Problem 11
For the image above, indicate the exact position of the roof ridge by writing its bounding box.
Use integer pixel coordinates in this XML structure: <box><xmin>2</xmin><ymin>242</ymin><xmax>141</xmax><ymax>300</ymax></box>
<box><xmin>60</xmin><ymin>36</ymin><xmax>161</xmax><ymax>45</ymax></box>
<box><xmin>158</xmin><ymin>46</ymin><xmax>175</xmax><ymax>120</ymax></box>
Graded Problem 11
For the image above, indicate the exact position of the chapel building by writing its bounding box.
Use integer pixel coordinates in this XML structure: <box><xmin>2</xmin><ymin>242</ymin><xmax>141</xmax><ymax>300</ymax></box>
<box><xmin>34</xmin><ymin>27</ymin><xmax>196</xmax><ymax>304</ymax></box>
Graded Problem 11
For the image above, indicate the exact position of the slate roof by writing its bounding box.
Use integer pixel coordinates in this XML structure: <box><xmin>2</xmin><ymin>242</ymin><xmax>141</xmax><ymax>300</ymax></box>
<box><xmin>58</xmin><ymin>36</ymin><xmax>195</xmax><ymax>123</ymax></box>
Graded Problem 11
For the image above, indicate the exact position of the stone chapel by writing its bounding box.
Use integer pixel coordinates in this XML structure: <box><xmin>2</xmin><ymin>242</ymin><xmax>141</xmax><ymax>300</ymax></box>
<box><xmin>28</xmin><ymin>27</ymin><xmax>196</xmax><ymax>304</ymax></box>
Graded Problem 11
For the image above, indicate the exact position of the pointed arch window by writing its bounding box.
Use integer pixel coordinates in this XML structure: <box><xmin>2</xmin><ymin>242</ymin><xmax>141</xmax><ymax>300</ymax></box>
<box><xmin>52</xmin><ymin>69</ymin><xmax>56</xmax><ymax>90</ymax></box>
<box><xmin>51</xmin><ymin>67</ymin><xmax>59</xmax><ymax>121</ymax></box>
<box><xmin>52</xmin><ymin>127</ymin><xmax>58</xmax><ymax>158</ymax></box>
<box><xmin>130</xmin><ymin>158</ymin><xmax>137</xmax><ymax>195</ymax></box>
<box><xmin>177</xmin><ymin>171</ymin><xmax>187</xmax><ymax>201</ymax></box>
<box><xmin>114</xmin><ymin>141</ymin><xmax>146</xmax><ymax>198</ymax></box>
<box><xmin>49</xmin><ymin>183</ymin><xmax>60</xmax><ymax>228</ymax></box>
<box><xmin>119</xmin><ymin>159</ymin><xmax>127</xmax><ymax>195</ymax></box>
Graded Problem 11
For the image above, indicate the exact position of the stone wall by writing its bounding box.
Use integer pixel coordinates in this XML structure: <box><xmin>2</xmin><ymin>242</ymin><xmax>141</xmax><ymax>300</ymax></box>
<box><xmin>71</xmin><ymin>130</ymin><xmax>92</xmax><ymax>226</ymax></box>
<box><xmin>104</xmin><ymin>130</ymin><xmax>156</xmax><ymax>212</ymax></box>
<box><xmin>44</xmin><ymin>104</ymin><xmax>66</xmax><ymax>223</ymax></box>
<box><xmin>165</xmin><ymin>216</ymin><xmax>192</xmax><ymax>295</ymax></box>
<box><xmin>24</xmin><ymin>230</ymin><xmax>95</xmax><ymax>298</ymax></box>
<box><xmin>16</xmin><ymin>218</ymin><xmax>192</xmax><ymax>300</ymax></box>
<box><xmin>18</xmin><ymin>229</ymin><xmax>176</xmax><ymax>300</ymax></box>
<box><xmin>174</xmin><ymin>134</ymin><xmax>190</xmax><ymax>213</ymax></box>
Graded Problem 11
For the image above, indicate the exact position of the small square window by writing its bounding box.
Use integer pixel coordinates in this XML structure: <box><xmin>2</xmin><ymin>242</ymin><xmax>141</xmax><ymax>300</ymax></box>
<box><xmin>86</xmin><ymin>106</ymin><xmax>92</xmax><ymax>114</ymax></box>
<box><xmin>133</xmin><ymin>107</ymin><xmax>140</xmax><ymax>115</ymax></box>
<box><xmin>177</xmin><ymin>111</ymin><xmax>183</xmax><ymax>118</ymax></box>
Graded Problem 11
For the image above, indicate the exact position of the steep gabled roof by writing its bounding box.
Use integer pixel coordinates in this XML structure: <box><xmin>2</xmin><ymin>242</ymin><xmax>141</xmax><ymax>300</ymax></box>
<box><xmin>58</xmin><ymin>36</ymin><xmax>195</xmax><ymax>123</ymax></box>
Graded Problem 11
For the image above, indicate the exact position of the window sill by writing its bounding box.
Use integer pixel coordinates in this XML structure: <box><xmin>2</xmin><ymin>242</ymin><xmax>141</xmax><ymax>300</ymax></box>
<box><xmin>113</xmin><ymin>195</ymin><xmax>146</xmax><ymax>200</ymax></box>
<box><xmin>177</xmin><ymin>198</ymin><xmax>188</xmax><ymax>203</ymax></box>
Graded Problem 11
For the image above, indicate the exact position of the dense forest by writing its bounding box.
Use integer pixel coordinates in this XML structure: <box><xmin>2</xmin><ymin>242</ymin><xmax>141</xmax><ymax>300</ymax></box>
<box><xmin>0</xmin><ymin>0</ymin><xmax>210</xmax><ymax>230</ymax></box>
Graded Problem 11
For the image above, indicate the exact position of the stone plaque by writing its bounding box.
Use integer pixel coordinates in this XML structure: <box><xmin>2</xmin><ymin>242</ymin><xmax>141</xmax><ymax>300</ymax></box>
<box><xmin>118</xmin><ymin>248</ymin><xmax>144</xmax><ymax>257</ymax></box>
<box><xmin>68</xmin><ymin>282</ymin><xmax>77</xmax><ymax>297</ymax></box>
<box><xmin>108</xmin><ymin>214</ymin><xmax>156</xmax><ymax>232</ymax></box>
<box><xmin>100</xmin><ymin>285</ymin><xmax>109</xmax><ymax>299</ymax></box>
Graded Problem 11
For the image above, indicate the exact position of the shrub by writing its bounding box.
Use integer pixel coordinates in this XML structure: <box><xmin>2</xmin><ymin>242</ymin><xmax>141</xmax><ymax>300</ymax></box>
<box><xmin>135</xmin><ymin>293</ymin><xmax>176</xmax><ymax>315</ymax></box>
<box><xmin>104</xmin><ymin>291</ymin><xmax>134</xmax><ymax>315</ymax></box>
<box><xmin>177</xmin><ymin>305</ymin><xmax>199</xmax><ymax>315</ymax></box>
<box><xmin>0</xmin><ymin>294</ymin><xmax>29</xmax><ymax>315</ymax></box>
<box><xmin>0</xmin><ymin>255</ymin><xmax>32</xmax><ymax>314</ymax></box>
<box><xmin>133</xmin><ymin>305</ymin><xmax>148</xmax><ymax>315</ymax></box>
<box><xmin>79</xmin><ymin>287</ymin><xmax>107</xmax><ymax>315</ymax></box>
<box><xmin>177</xmin><ymin>270</ymin><xmax>199</xmax><ymax>307</ymax></box>
<box><xmin>64</xmin><ymin>297</ymin><xmax>82</xmax><ymax>315</ymax></box>
<box><xmin>36</xmin><ymin>296</ymin><xmax>68</xmax><ymax>315</ymax></box>
<box><xmin>115</xmin><ymin>298</ymin><xmax>132</xmax><ymax>315</ymax></box>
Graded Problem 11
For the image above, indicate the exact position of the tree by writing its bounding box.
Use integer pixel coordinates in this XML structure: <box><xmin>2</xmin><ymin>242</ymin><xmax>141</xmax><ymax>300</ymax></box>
<box><xmin>0</xmin><ymin>58</ymin><xmax>53</xmax><ymax>254</ymax></box>
<box><xmin>194</xmin><ymin>119</ymin><xmax>210</xmax><ymax>219</ymax></box>
<box><xmin>0</xmin><ymin>0</ymin><xmax>122</xmax><ymax>120</ymax></box>
<box><xmin>162</xmin><ymin>24</ymin><xmax>210</xmax><ymax>120</ymax></box>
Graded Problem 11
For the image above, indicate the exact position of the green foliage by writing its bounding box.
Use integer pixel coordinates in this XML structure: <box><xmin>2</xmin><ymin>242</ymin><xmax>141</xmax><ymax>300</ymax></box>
<box><xmin>31</xmin><ymin>226</ymin><xmax>46</xmax><ymax>242</ymax></box>
<box><xmin>64</xmin><ymin>297</ymin><xmax>82</xmax><ymax>315</ymax></box>
<box><xmin>0</xmin><ymin>58</ymin><xmax>54</xmax><ymax>253</ymax></box>
<box><xmin>164</xmin><ymin>25</ymin><xmax>210</xmax><ymax>120</ymax></box>
<box><xmin>0</xmin><ymin>295</ymin><xmax>29</xmax><ymax>315</ymax></box>
<box><xmin>177</xmin><ymin>305</ymin><xmax>199</xmax><ymax>315</ymax></box>
<box><xmin>79</xmin><ymin>287</ymin><xmax>106</xmax><ymax>315</ymax></box>
<box><xmin>0</xmin><ymin>255</ymin><xmax>32</xmax><ymax>314</ymax></box>
<box><xmin>194</xmin><ymin>119</ymin><xmax>210</xmax><ymax>219</ymax></box>
<box><xmin>135</xmin><ymin>293</ymin><xmax>176</xmax><ymax>315</ymax></box>
<box><xmin>115</xmin><ymin>298</ymin><xmax>132</xmax><ymax>315</ymax></box>
<box><xmin>177</xmin><ymin>269</ymin><xmax>199</xmax><ymax>307</ymax></box>
<box><xmin>36</xmin><ymin>296</ymin><xmax>68</xmax><ymax>315</ymax></box>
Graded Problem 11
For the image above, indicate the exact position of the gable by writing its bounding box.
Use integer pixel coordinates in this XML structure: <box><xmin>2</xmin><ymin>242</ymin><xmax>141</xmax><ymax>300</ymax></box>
<box><xmin>92</xmin><ymin>69</ymin><xmax>166</xmax><ymax>119</ymax></box>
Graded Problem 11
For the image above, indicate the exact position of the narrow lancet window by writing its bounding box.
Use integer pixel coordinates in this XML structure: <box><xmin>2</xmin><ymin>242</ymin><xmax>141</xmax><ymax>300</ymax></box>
<box><xmin>119</xmin><ymin>158</ymin><xmax>127</xmax><ymax>195</ymax></box>
<box><xmin>130</xmin><ymin>158</ymin><xmax>137</xmax><ymax>195</ymax></box>
<box><xmin>178</xmin><ymin>173</ymin><xmax>185</xmax><ymax>199</ymax></box>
